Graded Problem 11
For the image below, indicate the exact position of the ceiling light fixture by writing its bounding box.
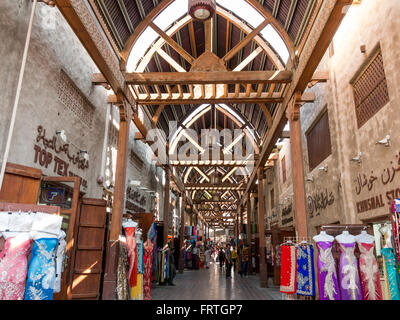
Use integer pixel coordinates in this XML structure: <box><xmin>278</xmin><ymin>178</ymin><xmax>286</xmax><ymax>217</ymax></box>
<box><xmin>188</xmin><ymin>0</ymin><xmax>216</xmax><ymax>21</ymax></box>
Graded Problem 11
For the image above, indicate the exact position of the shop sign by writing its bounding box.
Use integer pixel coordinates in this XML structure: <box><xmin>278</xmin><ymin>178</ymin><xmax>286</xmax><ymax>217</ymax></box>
<box><xmin>354</xmin><ymin>151</ymin><xmax>400</xmax><ymax>214</ymax></box>
<box><xmin>126</xmin><ymin>186</ymin><xmax>147</xmax><ymax>213</ymax></box>
<box><xmin>281</xmin><ymin>202</ymin><xmax>293</xmax><ymax>225</ymax></box>
<box><xmin>34</xmin><ymin>125</ymin><xmax>89</xmax><ymax>188</ymax></box>
<box><xmin>307</xmin><ymin>189</ymin><xmax>335</xmax><ymax>219</ymax></box>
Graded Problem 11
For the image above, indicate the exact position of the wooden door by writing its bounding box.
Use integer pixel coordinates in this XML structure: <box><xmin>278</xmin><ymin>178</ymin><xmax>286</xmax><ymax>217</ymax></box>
<box><xmin>0</xmin><ymin>162</ymin><xmax>42</xmax><ymax>204</ymax></box>
<box><xmin>41</xmin><ymin>176</ymin><xmax>81</xmax><ymax>300</ymax></box>
<box><xmin>71</xmin><ymin>198</ymin><xmax>107</xmax><ymax>300</ymax></box>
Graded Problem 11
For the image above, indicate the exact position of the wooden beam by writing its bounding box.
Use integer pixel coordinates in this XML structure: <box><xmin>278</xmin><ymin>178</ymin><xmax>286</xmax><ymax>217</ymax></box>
<box><xmin>120</xmin><ymin>70</ymin><xmax>293</xmax><ymax>86</ymax></box>
<box><xmin>233</xmin><ymin>47</ymin><xmax>264</xmax><ymax>72</ymax></box>
<box><xmin>156</xmin><ymin>48</ymin><xmax>187</xmax><ymax>72</ymax></box>
<box><xmin>149</xmin><ymin>21</ymin><xmax>195</xmax><ymax>65</ymax></box>
<box><xmin>223</xmin><ymin>19</ymin><xmax>269</xmax><ymax>63</ymax></box>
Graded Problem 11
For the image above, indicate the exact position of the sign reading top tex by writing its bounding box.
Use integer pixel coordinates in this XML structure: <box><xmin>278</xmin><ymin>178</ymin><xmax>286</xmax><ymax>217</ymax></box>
<box><xmin>33</xmin><ymin>125</ymin><xmax>89</xmax><ymax>188</ymax></box>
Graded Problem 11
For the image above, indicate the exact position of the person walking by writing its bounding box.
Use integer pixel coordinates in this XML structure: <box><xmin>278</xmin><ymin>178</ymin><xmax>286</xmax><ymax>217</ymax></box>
<box><xmin>231</xmin><ymin>247</ymin><xmax>238</xmax><ymax>273</ymax></box>
<box><xmin>225</xmin><ymin>245</ymin><xmax>232</xmax><ymax>279</ymax></box>
<box><xmin>218</xmin><ymin>248</ymin><xmax>225</xmax><ymax>270</ymax></box>
<box><xmin>168</xmin><ymin>246</ymin><xmax>176</xmax><ymax>286</ymax></box>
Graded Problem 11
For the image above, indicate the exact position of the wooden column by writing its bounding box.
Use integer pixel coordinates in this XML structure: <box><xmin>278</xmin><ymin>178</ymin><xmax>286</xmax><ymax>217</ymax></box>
<box><xmin>257</xmin><ymin>168</ymin><xmax>268</xmax><ymax>287</ymax></box>
<box><xmin>163</xmin><ymin>168</ymin><xmax>170</xmax><ymax>246</ymax></box>
<box><xmin>246</xmin><ymin>194</ymin><xmax>253</xmax><ymax>275</ymax></box>
<box><xmin>179</xmin><ymin>195</ymin><xmax>185</xmax><ymax>273</ymax></box>
<box><xmin>103</xmin><ymin>103</ymin><xmax>132</xmax><ymax>300</ymax></box>
<box><xmin>286</xmin><ymin>92</ymin><xmax>309</xmax><ymax>239</ymax></box>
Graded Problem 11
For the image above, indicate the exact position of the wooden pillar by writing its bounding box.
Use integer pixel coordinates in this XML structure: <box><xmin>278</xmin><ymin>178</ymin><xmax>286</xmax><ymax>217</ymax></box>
<box><xmin>258</xmin><ymin>167</ymin><xmax>268</xmax><ymax>287</ymax></box>
<box><xmin>286</xmin><ymin>92</ymin><xmax>309</xmax><ymax>239</ymax></box>
<box><xmin>179</xmin><ymin>195</ymin><xmax>185</xmax><ymax>273</ymax></box>
<box><xmin>103</xmin><ymin>102</ymin><xmax>132</xmax><ymax>300</ymax></box>
<box><xmin>246</xmin><ymin>194</ymin><xmax>253</xmax><ymax>275</ymax></box>
<box><xmin>163</xmin><ymin>167</ymin><xmax>170</xmax><ymax>246</ymax></box>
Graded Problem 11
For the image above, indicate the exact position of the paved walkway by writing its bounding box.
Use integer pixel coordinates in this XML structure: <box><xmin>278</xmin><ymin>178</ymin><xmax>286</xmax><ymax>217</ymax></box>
<box><xmin>151</xmin><ymin>261</ymin><xmax>282</xmax><ymax>300</ymax></box>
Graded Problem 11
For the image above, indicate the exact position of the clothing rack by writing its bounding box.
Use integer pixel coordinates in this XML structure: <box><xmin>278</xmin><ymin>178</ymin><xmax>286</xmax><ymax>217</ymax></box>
<box><xmin>282</xmin><ymin>236</ymin><xmax>313</xmax><ymax>245</ymax></box>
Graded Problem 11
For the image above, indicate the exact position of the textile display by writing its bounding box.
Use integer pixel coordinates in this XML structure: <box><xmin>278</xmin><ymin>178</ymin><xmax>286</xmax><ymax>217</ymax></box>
<box><xmin>280</xmin><ymin>245</ymin><xmax>297</xmax><ymax>294</ymax></box>
<box><xmin>316</xmin><ymin>241</ymin><xmax>340</xmax><ymax>300</ymax></box>
<box><xmin>337</xmin><ymin>242</ymin><xmax>363</xmax><ymax>300</ymax></box>
<box><xmin>0</xmin><ymin>233</ymin><xmax>31</xmax><ymax>300</ymax></box>
<box><xmin>24</xmin><ymin>213</ymin><xmax>62</xmax><ymax>300</ymax></box>
<box><xmin>381</xmin><ymin>248</ymin><xmax>400</xmax><ymax>300</ymax></box>
<box><xmin>137</xmin><ymin>241</ymin><xmax>144</xmax><ymax>274</ymax></box>
<box><xmin>143</xmin><ymin>239</ymin><xmax>153</xmax><ymax>300</ymax></box>
<box><xmin>123</xmin><ymin>221</ymin><xmax>138</xmax><ymax>288</ymax></box>
<box><xmin>117</xmin><ymin>241</ymin><xmax>130</xmax><ymax>300</ymax></box>
<box><xmin>131</xmin><ymin>274</ymin><xmax>143</xmax><ymax>300</ymax></box>
<box><xmin>296</xmin><ymin>244</ymin><xmax>315</xmax><ymax>296</ymax></box>
<box><xmin>24</xmin><ymin>238</ymin><xmax>58</xmax><ymax>300</ymax></box>
<box><xmin>358</xmin><ymin>242</ymin><xmax>383</xmax><ymax>300</ymax></box>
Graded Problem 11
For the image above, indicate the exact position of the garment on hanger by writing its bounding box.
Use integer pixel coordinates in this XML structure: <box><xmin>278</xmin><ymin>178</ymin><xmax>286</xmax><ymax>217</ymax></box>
<box><xmin>137</xmin><ymin>240</ymin><xmax>144</xmax><ymax>274</ymax></box>
<box><xmin>280</xmin><ymin>244</ymin><xmax>297</xmax><ymax>294</ymax></box>
<box><xmin>143</xmin><ymin>239</ymin><xmax>154</xmax><ymax>300</ymax></box>
<box><xmin>316</xmin><ymin>241</ymin><xmax>340</xmax><ymax>300</ymax></box>
<box><xmin>358</xmin><ymin>242</ymin><xmax>383</xmax><ymax>300</ymax></box>
<box><xmin>296</xmin><ymin>243</ymin><xmax>315</xmax><ymax>297</ymax></box>
<box><xmin>117</xmin><ymin>240</ymin><xmax>130</xmax><ymax>300</ymax></box>
<box><xmin>24</xmin><ymin>238</ymin><xmax>59</xmax><ymax>300</ymax></box>
<box><xmin>131</xmin><ymin>274</ymin><xmax>143</xmax><ymax>300</ymax></box>
<box><xmin>25</xmin><ymin>213</ymin><xmax>62</xmax><ymax>300</ymax></box>
<box><xmin>0</xmin><ymin>232</ymin><xmax>31</xmax><ymax>300</ymax></box>
<box><xmin>381</xmin><ymin>248</ymin><xmax>400</xmax><ymax>300</ymax></box>
<box><xmin>123</xmin><ymin>221</ymin><xmax>138</xmax><ymax>288</ymax></box>
<box><xmin>337</xmin><ymin>241</ymin><xmax>363</xmax><ymax>300</ymax></box>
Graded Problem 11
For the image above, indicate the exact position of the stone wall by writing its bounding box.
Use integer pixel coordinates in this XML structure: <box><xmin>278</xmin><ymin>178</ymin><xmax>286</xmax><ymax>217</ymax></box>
<box><xmin>268</xmin><ymin>0</ymin><xmax>400</xmax><ymax>237</ymax></box>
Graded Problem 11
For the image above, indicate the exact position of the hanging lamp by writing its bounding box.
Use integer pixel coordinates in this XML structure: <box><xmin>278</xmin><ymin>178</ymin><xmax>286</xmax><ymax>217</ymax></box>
<box><xmin>188</xmin><ymin>0</ymin><xmax>216</xmax><ymax>21</ymax></box>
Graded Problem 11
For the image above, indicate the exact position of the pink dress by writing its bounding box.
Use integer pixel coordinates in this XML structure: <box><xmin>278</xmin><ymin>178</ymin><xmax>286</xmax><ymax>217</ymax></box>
<box><xmin>358</xmin><ymin>242</ymin><xmax>383</xmax><ymax>300</ymax></box>
<box><xmin>0</xmin><ymin>234</ymin><xmax>32</xmax><ymax>300</ymax></box>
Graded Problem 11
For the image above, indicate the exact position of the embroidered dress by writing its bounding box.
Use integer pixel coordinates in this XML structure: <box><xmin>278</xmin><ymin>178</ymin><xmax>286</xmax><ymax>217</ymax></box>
<box><xmin>296</xmin><ymin>244</ymin><xmax>315</xmax><ymax>296</ymax></box>
<box><xmin>24</xmin><ymin>238</ymin><xmax>58</xmax><ymax>300</ymax></box>
<box><xmin>137</xmin><ymin>241</ymin><xmax>144</xmax><ymax>274</ymax></box>
<box><xmin>124</xmin><ymin>225</ymin><xmax>138</xmax><ymax>288</ymax></box>
<box><xmin>381</xmin><ymin>248</ymin><xmax>400</xmax><ymax>300</ymax></box>
<box><xmin>143</xmin><ymin>239</ymin><xmax>154</xmax><ymax>300</ymax></box>
<box><xmin>0</xmin><ymin>233</ymin><xmax>32</xmax><ymax>300</ymax></box>
<box><xmin>338</xmin><ymin>242</ymin><xmax>363</xmax><ymax>300</ymax></box>
<box><xmin>358</xmin><ymin>242</ymin><xmax>383</xmax><ymax>300</ymax></box>
<box><xmin>280</xmin><ymin>245</ymin><xmax>297</xmax><ymax>294</ymax></box>
<box><xmin>316</xmin><ymin>241</ymin><xmax>340</xmax><ymax>300</ymax></box>
<box><xmin>54</xmin><ymin>231</ymin><xmax>67</xmax><ymax>293</ymax></box>
<box><xmin>117</xmin><ymin>241</ymin><xmax>130</xmax><ymax>300</ymax></box>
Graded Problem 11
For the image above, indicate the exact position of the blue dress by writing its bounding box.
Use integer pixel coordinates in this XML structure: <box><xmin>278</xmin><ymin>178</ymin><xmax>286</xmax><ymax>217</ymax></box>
<box><xmin>382</xmin><ymin>248</ymin><xmax>400</xmax><ymax>300</ymax></box>
<box><xmin>137</xmin><ymin>241</ymin><xmax>144</xmax><ymax>274</ymax></box>
<box><xmin>24</xmin><ymin>238</ymin><xmax>58</xmax><ymax>300</ymax></box>
<box><xmin>296</xmin><ymin>244</ymin><xmax>316</xmax><ymax>296</ymax></box>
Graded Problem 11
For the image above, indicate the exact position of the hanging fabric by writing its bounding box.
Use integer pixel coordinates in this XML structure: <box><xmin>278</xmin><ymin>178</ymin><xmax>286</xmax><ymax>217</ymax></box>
<box><xmin>0</xmin><ymin>232</ymin><xmax>31</xmax><ymax>300</ymax></box>
<box><xmin>381</xmin><ymin>248</ymin><xmax>400</xmax><ymax>300</ymax></box>
<box><xmin>123</xmin><ymin>220</ymin><xmax>138</xmax><ymax>288</ymax></box>
<box><xmin>117</xmin><ymin>239</ymin><xmax>130</xmax><ymax>300</ymax></box>
<box><xmin>143</xmin><ymin>239</ymin><xmax>154</xmax><ymax>300</ymax></box>
<box><xmin>54</xmin><ymin>231</ymin><xmax>67</xmax><ymax>294</ymax></box>
<box><xmin>315</xmin><ymin>241</ymin><xmax>341</xmax><ymax>300</ymax></box>
<box><xmin>280</xmin><ymin>244</ymin><xmax>297</xmax><ymax>294</ymax></box>
<box><xmin>358</xmin><ymin>242</ymin><xmax>383</xmax><ymax>300</ymax></box>
<box><xmin>337</xmin><ymin>242</ymin><xmax>363</xmax><ymax>300</ymax></box>
<box><xmin>24</xmin><ymin>212</ymin><xmax>62</xmax><ymax>300</ymax></box>
<box><xmin>296</xmin><ymin>243</ymin><xmax>315</xmax><ymax>297</ymax></box>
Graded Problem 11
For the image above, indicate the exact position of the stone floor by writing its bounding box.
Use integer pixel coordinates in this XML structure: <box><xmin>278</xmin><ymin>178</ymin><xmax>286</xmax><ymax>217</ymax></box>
<box><xmin>151</xmin><ymin>261</ymin><xmax>282</xmax><ymax>300</ymax></box>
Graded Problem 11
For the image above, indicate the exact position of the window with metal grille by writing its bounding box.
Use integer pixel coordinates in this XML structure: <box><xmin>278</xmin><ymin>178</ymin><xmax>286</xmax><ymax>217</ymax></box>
<box><xmin>306</xmin><ymin>109</ymin><xmax>332</xmax><ymax>171</ymax></box>
<box><xmin>351</xmin><ymin>46</ymin><xmax>389</xmax><ymax>128</ymax></box>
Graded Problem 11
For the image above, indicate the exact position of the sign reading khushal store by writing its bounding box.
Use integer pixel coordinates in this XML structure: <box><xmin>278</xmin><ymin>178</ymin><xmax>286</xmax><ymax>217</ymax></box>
<box><xmin>354</xmin><ymin>151</ymin><xmax>400</xmax><ymax>214</ymax></box>
<box><xmin>33</xmin><ymin>125</ymin><xmax>89</xmax><ymax>188</ymax></box>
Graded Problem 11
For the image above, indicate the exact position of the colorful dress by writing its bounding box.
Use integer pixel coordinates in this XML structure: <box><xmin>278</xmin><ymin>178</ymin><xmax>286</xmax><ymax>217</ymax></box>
<box><xmin>0</xmin><ymin>233</ymin><xmax>32</xmax><ymax>300</ymax></box>
<box><xmin>316</xmin><ymin>241</ymin><xmax>340</xmax><ymax>300</ymax></box>
<box><xmin>381</xmin><ymin>247</ymin><xmax>400</xmax><ymax>300</ymax></box>
<box><xmin>280</xmin><ymin>245</ymin><xmax>297</xmax><ymax>294</ymax></box>
<box><xmin>296</xmin><ymin>244</ymin><xmax>316</xmax><ymax>296</ymax></box>
<box><xmin>338</xmin><ymin>242</ymin><xmax>363</xmax><ymax>300</ymax></box>
<box><xmin>358</xmin><ymin>242</ymin><xmax>383</xmax><ymax>300</ymax></box>
<box><xmin>143</xmin><ymin>239</ymin><xmax>154</xmax><ymax>300</ymax></box>
<box><xmin>24</xmin><ymin>238</ymin><xmax>58</xmax><ymax>300</ymax></box>
<box><xmin>124</xmin><ymin>224</ymin><xmax>138</xmax><ymax>288</ymax></box>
